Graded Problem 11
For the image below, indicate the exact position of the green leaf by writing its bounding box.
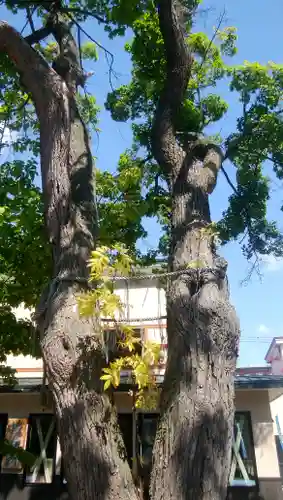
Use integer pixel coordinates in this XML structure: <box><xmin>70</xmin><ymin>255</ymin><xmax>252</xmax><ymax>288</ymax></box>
<box><xmin>0</xmin><ymin>440</ymin><xmax>36</xmax><ymax>467</ymax></box>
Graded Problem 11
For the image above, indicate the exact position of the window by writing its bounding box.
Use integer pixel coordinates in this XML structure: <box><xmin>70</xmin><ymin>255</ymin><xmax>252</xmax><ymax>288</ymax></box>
<box><xmin>137</xmin><ymin>412</ymin><xmax>257</xmax><ymax>490</ymax></box>
<box><xmin>275</xmin><ymin>435</ymin><xmax>283</xmax><ymax>480</ymax></box>
<box><xmin>274</xmin><ymin>415</ymin><xmax>283</xmax><ymax>481</ymax></box>
<box><xmin>138</xmin><ymin>414</ymin><xmax>158</xmax><ymax>471</ymax></box>
<box><xmin>229</xmin><ymin>412</ymin><xmax>257</xmax><ymax>487</ymax></box>
<box><xmin>118</xmin><ymin>414</ymin><xmax>133</xmax><ymax>466</ymax></box>
<box><xmin>1</xmin><ymin>417</ymin><xmax>28</xmax><ymax>474</ymax></box>
<box><xmin>0</xmin><ymin>414</ymin><xmax>8</xmax><ymax>470</ymax></box>
<box><xmin>137</xmin><ymin>414</ymin><xmax>158</xmax><ymax>499</ymax></box>
<box><xmin>25</xmin><ymin>414</ymin><xmax>57</xmax><ymax>484</ymax></box>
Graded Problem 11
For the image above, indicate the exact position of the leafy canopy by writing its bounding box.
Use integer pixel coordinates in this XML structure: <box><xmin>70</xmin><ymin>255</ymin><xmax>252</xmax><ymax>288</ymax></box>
<box><xmin>105</xmin><ymin>6</ymin><xmax>283</xmax><ymax>261</ymax></box>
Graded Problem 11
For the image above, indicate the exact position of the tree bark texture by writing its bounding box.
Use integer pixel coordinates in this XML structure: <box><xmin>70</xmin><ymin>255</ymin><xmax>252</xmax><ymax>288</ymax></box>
<box><xmin>150</xmin><ymin>2</ymin><xmax>240</xmax><ymax>500</ymax></box>
<box><xmin>0</xmin><ymin>20</ymin><xmax>138</xmax><ymax>500</ymax></box>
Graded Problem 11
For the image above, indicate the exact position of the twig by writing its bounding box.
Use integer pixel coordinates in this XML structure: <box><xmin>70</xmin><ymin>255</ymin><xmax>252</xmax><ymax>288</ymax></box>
<box><xmin>198</xmin><ymin>9</ymin><xmax>226</xmax><ymax>71</ymax></box>
<box><xmin>240</xmin><ymin>253</ymin><xmax>262</xmax><ymax>286</ymax></box>
<box><xmin>60</xmin><ymin>6</ymin><xmax>107</xmax><ymax>25</ymax></box>
<box><xmin>26</xmin><ymin>6</ymin><xmax>36</xmax><ymax>33</ymax></box>
<box><xmin>77</xmin><ymin>24</ymin><xmax>83</xmax><ymax>73</ymax></box>
<box><xmin>221</xmin><ymin>165</ymin><xmax>238</xmax><ymax>194</ymax></box>
<box><xmin>66</xmin><ymin>14</ymin><xmax>116</xmax><ymax>90</ymax></box>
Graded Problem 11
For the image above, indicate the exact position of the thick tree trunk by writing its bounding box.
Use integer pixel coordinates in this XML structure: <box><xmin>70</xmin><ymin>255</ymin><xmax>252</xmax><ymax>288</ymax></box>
<box><xmin>149</xmin><ymin>3</ymin><xmax>240</xmax><ymax>499</ymax></box>
<box><xmin>0</xmin><ymin>21</ymin><xmax>138</xmax><ymax>500</ymax></box>
<box><xmin>38</xmin><ymin>104</ymin><xmax>138</xmax><ymax>500</ymax></box>
<box><xmin>150</xmin><ymin>159</ymin><xmax>240</xmax><ymax>500</ymax></box>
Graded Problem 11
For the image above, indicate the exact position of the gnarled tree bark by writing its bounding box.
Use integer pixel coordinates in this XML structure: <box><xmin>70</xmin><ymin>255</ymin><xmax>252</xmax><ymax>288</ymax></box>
<box><xmin>0</xmin><ymin>20</ymin><xmax>138</xmax><ymax>500</ymax></box>
<box><xmin>150</xmin><ymin>2</ymin><xmax>240</xmax><ymax>500</ymax></box>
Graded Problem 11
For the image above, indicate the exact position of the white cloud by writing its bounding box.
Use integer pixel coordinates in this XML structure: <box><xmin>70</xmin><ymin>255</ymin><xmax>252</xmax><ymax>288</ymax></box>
<box><xmin>258</xmin><ymin>324</ymin><xmax>270</xmax><ymax>334</ymax></box>
<box><xmin>261</xmin><ymin>255</ymin><xmax>283</xmax><ymax>272</ymax></box>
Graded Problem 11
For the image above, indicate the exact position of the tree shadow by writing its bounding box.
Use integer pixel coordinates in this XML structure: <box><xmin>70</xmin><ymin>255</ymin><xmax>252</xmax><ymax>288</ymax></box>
<box><xmin>147</xmin><ymin>275</ymin><xmax>250</xmax><ymax>500</ymax></box>
<box><xmin>171</xmin><ymin>408</ymin><xmax>258</xmax><ymax>500</ymax></box>
<box><xmin>0</xmin><ymin>473</ymin><xmax>68</xmax><ymax>500</ymax></box>
<box><xmin>0</xmin><ymin>426</ymin><xmax>112</xmax><ymax>500</ymax></box>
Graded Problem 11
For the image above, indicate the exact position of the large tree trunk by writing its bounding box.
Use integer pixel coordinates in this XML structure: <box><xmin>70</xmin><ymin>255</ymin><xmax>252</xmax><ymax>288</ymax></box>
<box><xmin>150</xmin><ymin>2</ymin><xmax>240</xmax><ymax>499</ymax></box>
<box><xmin>0</xmin><ymin>20</ymin><xmax>138</xmax><ymax>500</ymax></box>
<box><xmin>150</xmin><ymin>154</ymin><xmax>240</xmax><ymax>500</ymax></box>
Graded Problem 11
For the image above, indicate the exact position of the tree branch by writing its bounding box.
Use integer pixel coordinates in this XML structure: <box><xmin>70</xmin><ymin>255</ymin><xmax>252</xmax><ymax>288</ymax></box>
<box><xmin>25</xmin><ymin>24</ymin><xmax>53</xmax><ymax>44</ymax></box>
<box><xmin>198</xmin><ymin>9</ymin><xmax>226</xmax><ymax>72</ymax></box>
<box><xmin>221</xmin><ymin>165</ymin><xmax>238</xmax><ymax>194</ymax></box>
<box><xmin>49</xmin><ymin>14</ymin><xmax>84</xmax><ymax>92</ymax></box>
<box><xmin>202</xmin><ymin>145</ymin><xmax>224</xmax><ymax>193</ymax></box>
<box><xmin>4</xmin><ymin>0</ymin><xmax>107</xmax><ymax>24</ymax></box>
<box><xmin>60</xmin><ymin>7</ymin><xmax>106</xmax><ymax>25</ymax></box>
<box><xmin>151</xmin><ymin>0</ymin><xmax>196</xmax><ymax>173</ymax></box>
<box><xmin>66</xmin><ymin>14</ymin><xmax>115</xmax><ymax>89</ymax></box>
<box><xmin>26</xmin><ymin>5</ymin><xmax>35</xmax><ymax>33</ymax></box>
<box><xmin>0</xmin><ymin>21</ymin><xmax>64</xmax><ymax>110</ymax></box>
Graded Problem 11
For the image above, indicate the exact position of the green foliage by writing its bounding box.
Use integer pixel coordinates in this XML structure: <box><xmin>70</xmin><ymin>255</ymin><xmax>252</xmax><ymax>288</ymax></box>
<box><xmin>78</xmin><ymin>245</ymin><xmax>161</xmax><ymax>409</ymax></box>
<box><xmin>96</xmin><ymin>152</ymin><xmax>150</xmax><ymax>251</ymax></box>
<box><xmin>219</xmin><ymin>62</ymin><xmax>283</xmax><ymax>257</ymax></box>
<box><xmin>81</xmin><ymin>41</ymin><xmax>99</xmax><ymax>61</ymax></box>
<box><xmin>76</xmin><ymin>93</ymin><xmax>100</xmax><ymax>131</ymax></box>
<box><xmin>217</xmin><ymin>27</ymin><xmax>238</xmax><ymax>57</ymax></box>
<box><xmin>0</xmin><ymin>160</ymin><xmax>50</xmax><ymax>307</ymax></box>
<box><xmin>0</xmin><ymin>440</ymin><xmax>36</xmax><ymax>467</ymax></box>
<box><xmin>105</xmin><ymin>7</ymin><xmax>283</xmax><ymax>262</ymax></box>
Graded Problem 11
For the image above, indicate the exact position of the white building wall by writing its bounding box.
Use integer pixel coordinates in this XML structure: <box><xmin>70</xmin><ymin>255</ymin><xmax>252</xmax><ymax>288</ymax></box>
<box><xmin>236</xmin><ymin>390</ymin><xmax>283</xmax><ymax>500</ymax></box>
<box><xmin>114</xmin><ymin>280</ymin><xmax>166</xmax><ymax>325</ymax></box>
<box><xmin>5</xmin><ymin>280</ymin><xmax>167</xmax><ymax>374</ymax></box>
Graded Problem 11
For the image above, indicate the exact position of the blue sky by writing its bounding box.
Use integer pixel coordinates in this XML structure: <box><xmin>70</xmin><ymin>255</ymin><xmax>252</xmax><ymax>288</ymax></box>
<box><xmin>1</xmin><ymin>0</ymin><xmax>283</xmax><ymax>367</ymax></box>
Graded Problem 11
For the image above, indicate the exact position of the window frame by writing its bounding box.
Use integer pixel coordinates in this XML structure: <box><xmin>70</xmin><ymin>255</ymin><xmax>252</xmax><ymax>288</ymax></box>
<box><xmin>229</xmin><ymin>411</ymin><xmax>258</xmax><ymax>489</ymax></box>
<box><xmin>23</xmin><ymin>413</ymin><xmax>57</xmax><ymax>486</ymax></box>
<box><xmin>0</xmin><ymin>413</ymin><xmax>8</xmax><ymax>472</ymax></box>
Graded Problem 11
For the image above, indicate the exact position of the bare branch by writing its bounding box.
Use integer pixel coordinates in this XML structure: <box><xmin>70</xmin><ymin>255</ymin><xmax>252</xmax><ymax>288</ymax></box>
<box><xmin>221</xmin><ymin>165</ymin><xmax>238</xmax><ymax>194</ymax></box>
<box><xmin>198</xmin><ymin>9</ymin><xmax>226</xmax><ymax>71</ymax></box>
<box><xmin>26</xmin><ymin>5</ymin><xmax>35</xmax><ymax>33</ymax></box>
<box><xmin>66</xmin><ymin>14</ymin><xmax>116</xmax><ymax>89</ymax></box>
<box><xmin>60</xmin><ymin>7</ymin><xmax>106</xmax><ymax>25</ymax></box>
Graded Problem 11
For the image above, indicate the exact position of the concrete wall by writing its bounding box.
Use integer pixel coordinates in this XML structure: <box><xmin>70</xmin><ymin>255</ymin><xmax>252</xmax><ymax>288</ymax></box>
<box><xmin>236</xmin><ymin>390</ymin><xmax>283</xmax><ymax>500</ymax></box>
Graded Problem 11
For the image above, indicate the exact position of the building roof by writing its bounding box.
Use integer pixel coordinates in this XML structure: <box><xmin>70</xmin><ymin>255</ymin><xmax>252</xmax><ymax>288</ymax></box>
<box><xmin>236</xmin><ymin>366</ymin><xmax>271</xmax><ymax>376</ymax></box>
<box><xmin>234</xmin><ymin>374</ymin><xmax>283</xmax><ymax>389</ymax></box>
<box><xmin>265</xmin><ymin>336</ymin><xmax>283</xmax><ymax>362</ymax></box>
<box><xmin>2</xmin><ymin>374</ymin><xmax>283</xmax><ymax>393</ymax></box>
